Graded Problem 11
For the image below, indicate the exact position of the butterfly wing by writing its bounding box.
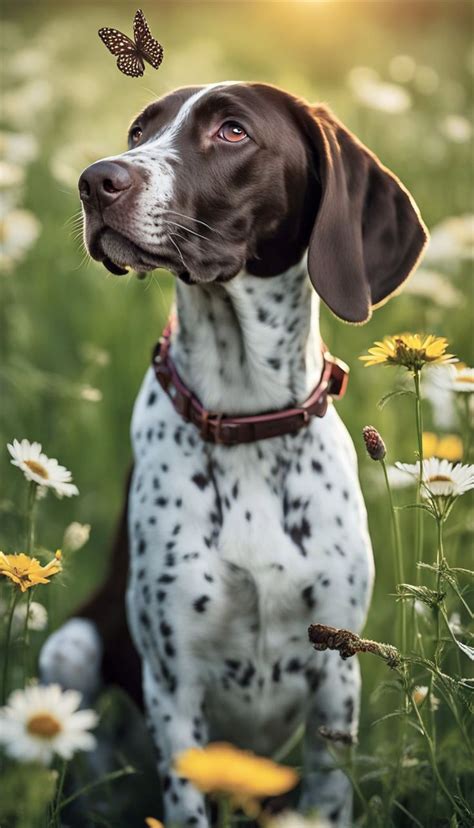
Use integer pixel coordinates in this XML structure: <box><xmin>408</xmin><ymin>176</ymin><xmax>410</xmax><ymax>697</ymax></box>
<box><xmin>117</xmin><ymin>51</ymin><xmax>145</xmax><ymax>78</ymax></box>
<box><xmin>133</xmin><ymin>9</ymin><xmax>164</xmax><ymax>70</ymax></box>
<box><xmin>98</xmin><ymin>27</ymin><xmax>135</xmax><ymax>56</ymax></box>
<box><xmin>98</xmin><ymin>27</ymin><xmax>145</xmax><ymax>77</ymax></box>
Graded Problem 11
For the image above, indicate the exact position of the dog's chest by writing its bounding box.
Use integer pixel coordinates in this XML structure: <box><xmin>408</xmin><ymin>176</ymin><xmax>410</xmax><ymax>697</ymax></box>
<box><xmin>129</xmin><ymin>369</ymin><xmax>372</xmax><ymax>752</ymax></box>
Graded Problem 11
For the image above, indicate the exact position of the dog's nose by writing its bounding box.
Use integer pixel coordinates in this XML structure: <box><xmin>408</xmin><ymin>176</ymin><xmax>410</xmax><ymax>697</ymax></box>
<box><xmin>78</xmin><ymin>161</ymin><xmax>133</xmax><ymax>208</ymax></box>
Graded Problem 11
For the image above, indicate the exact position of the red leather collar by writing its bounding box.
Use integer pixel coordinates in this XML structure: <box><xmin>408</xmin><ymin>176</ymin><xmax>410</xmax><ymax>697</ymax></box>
<box><xmin>152</xmin><ymin>321</ymin><xmax>349</xmax><ymax>446</ymax></box>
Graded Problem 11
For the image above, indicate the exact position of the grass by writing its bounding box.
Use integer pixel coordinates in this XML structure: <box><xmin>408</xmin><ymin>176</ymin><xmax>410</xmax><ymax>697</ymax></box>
<box><xmin>1</xmin><ymin>1</ymin><xmax>473</xmax><ymax>826</ymax></box>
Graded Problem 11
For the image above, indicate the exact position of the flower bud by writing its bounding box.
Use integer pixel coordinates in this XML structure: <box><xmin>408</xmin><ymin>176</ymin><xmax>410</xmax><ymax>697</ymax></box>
<box><xmin>63</xmin><ymin>522</ymin><xmax>91</xmax><ymax>552</ymax></box>
<box><xmin>363</xmin><ymin>426</ymin><xmax>386</xmax><ymax>461</ymax></box>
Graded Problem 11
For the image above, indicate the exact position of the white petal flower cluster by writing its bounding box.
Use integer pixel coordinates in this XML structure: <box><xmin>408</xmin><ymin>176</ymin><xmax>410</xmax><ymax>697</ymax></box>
<box><xmin>0</xmin><ymin>684</ymin><xmax>98</xmax><ymax>765</ymax></box>
<box><xmin>8</xmin><ymin>438</ymin><xmax>79</xmax><ymax>498</ymax></box>
<box><xmin>395</xmin><ymin>457</ymin><xmax>474</xmax><ymax>499</ymax></box>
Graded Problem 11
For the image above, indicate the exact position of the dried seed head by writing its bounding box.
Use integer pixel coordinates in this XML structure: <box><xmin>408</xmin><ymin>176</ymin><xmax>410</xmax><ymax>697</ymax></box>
<box><xmin>308</xmin><ymin>623</ymin><xmax>401</xmax><ymax>669</ymax></box>
<box><xmin>363</xmin><ymin>426</ymin><xmax>386</xmax><ymax>461</ymax></box>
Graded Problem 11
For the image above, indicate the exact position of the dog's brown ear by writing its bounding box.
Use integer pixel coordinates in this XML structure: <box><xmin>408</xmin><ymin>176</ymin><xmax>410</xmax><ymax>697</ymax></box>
<box><xmin>301</xmin><ymin>105</ymin><xmax>428</xmax><ymax>323</ymax></box>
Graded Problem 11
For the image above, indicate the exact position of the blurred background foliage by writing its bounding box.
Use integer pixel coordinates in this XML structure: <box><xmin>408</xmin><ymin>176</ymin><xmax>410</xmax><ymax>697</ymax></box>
<box><xmin>0</xmin><ymin>0</ymin><xmax>473</xmax><ymax>823</ymax></box>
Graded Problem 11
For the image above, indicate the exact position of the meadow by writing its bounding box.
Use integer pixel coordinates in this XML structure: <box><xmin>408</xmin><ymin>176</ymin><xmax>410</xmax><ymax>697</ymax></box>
<box><xmin>0</xmin><ymin>1</ymin><xmax>473</xmax><ymax>826</ymax></box>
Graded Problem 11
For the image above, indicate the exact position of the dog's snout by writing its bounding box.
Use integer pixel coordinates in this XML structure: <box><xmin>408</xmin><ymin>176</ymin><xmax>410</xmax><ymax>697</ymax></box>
<box><xmin>79</xmin><ymin>161</ymin><xmax>133</xmax><ymax>208</ymax></box>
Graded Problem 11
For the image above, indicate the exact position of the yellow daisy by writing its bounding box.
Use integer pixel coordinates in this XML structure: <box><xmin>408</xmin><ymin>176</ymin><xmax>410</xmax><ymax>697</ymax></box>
<box><xmin>360</xmin><ymin>334</ymin><xmax>456</xmax><ymax>371</ymax></box>
<box><xmin>422</xmin><ymin>432</ymin><xmax>463</xmax><ymax>462</ymax></box>
<box><xmin>0</xmin><ymin>551</ymin><xmax>62</xmax><ymax>592</ymax></box>
<box><xmin>174</xmin><ymin>742</ymin><xmax>298</xmax><ymax>812</ymax></box>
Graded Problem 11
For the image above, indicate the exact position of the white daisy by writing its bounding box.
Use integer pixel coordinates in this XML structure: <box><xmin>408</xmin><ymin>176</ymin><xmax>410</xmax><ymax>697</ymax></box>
<box><xmin>0</xmin><ymin>208</ymin><xmax>41</xmax><ymax>270</ymax></box>
<box><xmin>395</xmin><ymin>457</ymin><xmax>474</xmax><ymax>498</ymax></box>
<box><xmin>13</xmin><ymin>600</ymin><xmax>48</xmax><ymax>633</ymax></box>
<box><xmin>0</xmin><ymin>131</ymin><xmax>38</xmax><ymax>166</ymax></box>
<box><xmin>422</xmin><ymin>367</ymin><xmax>458</xmax><ymax>429</ymax></box>
<box><xmin>63</xmin><ymin>522</ymin><xmax>91</xmax><ymax>552</ymax></box>
<box><xmin>386</xmin><ymin>465</ymin><xmax>417</xmax><ymax>489</ymax></box>
<box><xmin>413</xmin><ymin>686</ymin><xmax>439</xmax><ymax>711</ymax></box>
<box><xmin>428</xmin><ymin>363</ymin><xmax>474</xmax><ymax>395</ymax></box>
<box><xmin>403</xmin><ymin>268</ymin><xmax>463</xmax><ymax>308</ymax></box>
<box><xmin>0</xmin><ymin>683</ymin><xmax>98</xmax><ymax>765</ymax></box>
<box><xmin>450</xmin><ymin>364</ymin><xmax>474</xmax><ymax>393</ymax></box>
<box><xmin>347</xmin><ymin>67</ymin><xmax>411</xmax><ymax>114</ymax></box>
<box><xmin>439</xmin><ymin>114</ymin><xmax>472</xmax><ymax>144</ymax></box>
<box><xmin>0</xmin><ymin>599</ymin><xmax>47</xmax><ymax>633</ymax></box>
<box><xmin>7</xmin><ymin>438</ymin><xmax>79</xmax><ymax>497</ymax></box>
<box><xmin>412</xmin><ymin>686</ymin><xmax>429</xmax><ymax>705</ymax></box>
<box><xmin>268</xmin><ymin>812</ymin><xmax>330</xmax><ymax>828</ymax></box>
<box><xmin>424</xmin><ymin>214</ymin><xmax>474</xmax><ymax>263</ymax></box>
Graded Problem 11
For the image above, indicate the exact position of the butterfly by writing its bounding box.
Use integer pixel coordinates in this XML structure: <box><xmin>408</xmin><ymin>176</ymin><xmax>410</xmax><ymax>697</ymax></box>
<box><xmin>98</xmin><ymin>9</ymin><xmax>163</xmax><ymax>78</ymax></box>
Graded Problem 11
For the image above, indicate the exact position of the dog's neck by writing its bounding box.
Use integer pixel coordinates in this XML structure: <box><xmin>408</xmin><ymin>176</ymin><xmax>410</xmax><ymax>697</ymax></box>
<box><xmin>170</xmin><ymin>257</ymin><xmax>323</xmax><ymax>415</ymax></box>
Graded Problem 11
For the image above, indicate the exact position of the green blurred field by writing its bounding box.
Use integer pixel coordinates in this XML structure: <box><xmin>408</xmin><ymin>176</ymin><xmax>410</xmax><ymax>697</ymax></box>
<box><xmin>1</xmin><ymin>1</ymin><xmax>473</xmax><ymax>825</ymax></box>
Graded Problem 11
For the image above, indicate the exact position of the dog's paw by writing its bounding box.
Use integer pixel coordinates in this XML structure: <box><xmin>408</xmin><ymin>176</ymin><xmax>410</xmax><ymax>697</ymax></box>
<box><xmin>299</xmin><ymin>769</ymin><xmax>352</xmax><ymax>826</ymax></box>
<box><xmin>39</xmin><ymin>618</ymin><xmax>102</xmax><ymax>701</ymax></box>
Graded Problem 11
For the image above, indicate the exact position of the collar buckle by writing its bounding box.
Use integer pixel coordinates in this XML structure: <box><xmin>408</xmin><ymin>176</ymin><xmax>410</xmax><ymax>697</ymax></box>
<box><xmin>326</xmin><ymin>355</ymin><xmax>350</xmax><ymax>400</ymax></box>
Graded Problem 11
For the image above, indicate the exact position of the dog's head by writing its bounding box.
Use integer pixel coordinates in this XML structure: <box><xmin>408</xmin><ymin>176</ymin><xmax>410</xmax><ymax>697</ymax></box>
<box><xmin>79</xmin><ymin>82</ymin><xmax>427</xmax><ymax>323</ymax></box>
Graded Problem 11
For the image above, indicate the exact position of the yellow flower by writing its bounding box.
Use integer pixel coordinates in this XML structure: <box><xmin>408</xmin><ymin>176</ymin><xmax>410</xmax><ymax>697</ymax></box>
<box><xmin>422</xmin><ymin>432</ymin><xmax>463</xmax><ymax>461</ymax></box>
<box><xmin>360</xmin><ymin>334</ymin><xmax>456</xmax><ymax>371</ymax></box>
<box><xmin>174</xmin><ymin>742</ymin><xmax>298</xmax><ymax>812</ymax></box>
<box><xmin>0</xmin><ymin>551</ymin><xmax>62</xmax><ymax>592</ymax></box>
<box><xmin>145</xmin><ymin>820</ymin><xmax>163</xmax><ymax>828</ymax></box>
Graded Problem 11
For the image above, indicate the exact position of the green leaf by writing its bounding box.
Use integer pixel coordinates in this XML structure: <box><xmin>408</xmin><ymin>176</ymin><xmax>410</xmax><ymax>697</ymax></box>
<box><xmin>453</xmin><ymin>639</ymin><xmax>474</xmax><ymax>662</ymax></box>
<box><xmin>377</xmin><ymin>388</ymin><xmax>416</xmax><ymax>410</ymax></box>
<box><xmin>395</xmin><ymin>503</ymin><xmax>436</xmax><ymax>516</ymax></box>
<box><xmin>371</xmin><ymin>709</ymin><xmax>407</xmax><ymax>727</ymax></box>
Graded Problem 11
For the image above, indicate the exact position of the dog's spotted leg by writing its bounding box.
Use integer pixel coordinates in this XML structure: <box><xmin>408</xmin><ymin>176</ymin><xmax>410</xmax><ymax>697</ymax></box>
<box><xmin>142</xmin><ymin>660</ymin><xmax>209</xmax><ymax>828</ymax></box>
<box><xmin>300</xmin><ymin>652</ymin><xmax>361</xmax><ymax>827</ymax></box>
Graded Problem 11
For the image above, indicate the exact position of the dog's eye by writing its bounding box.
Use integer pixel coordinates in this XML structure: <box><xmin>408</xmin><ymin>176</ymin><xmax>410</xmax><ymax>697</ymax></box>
<box><xmin>217</xmin><ymin>122</ymin><xmax>248</xmax><ymax>143</ymax></box>
<box><xmin>130</xmin><ymin>126</ymin><xmax>143</xmax><ymax>143</ymax></box>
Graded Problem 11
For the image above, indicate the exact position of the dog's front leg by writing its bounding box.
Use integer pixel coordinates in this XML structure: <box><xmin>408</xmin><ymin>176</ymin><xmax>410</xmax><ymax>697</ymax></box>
<box><xmin>300</xmin><ymin>651</ymin><xmax>361</xmax><ymax>827</ymax></box>
<box><xmin>142</xmin><ymin>659</ymin><xmax>209</xmax><ymax>827</ymax></box>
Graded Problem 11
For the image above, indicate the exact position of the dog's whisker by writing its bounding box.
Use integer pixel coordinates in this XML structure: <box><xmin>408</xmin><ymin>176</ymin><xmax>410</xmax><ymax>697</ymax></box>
<box><xmin>155</xmin><ymin>209</ymin><xmax>222</xmax><ymax>236</ymax></box>
<box><xmin>168</xmin><ymin>233</ymin><xmax>189</xmax><ymax>271</ymax></box>
<box><xmin>162</xmin><ymin>220</ymin><xmax>211</xmax><ymax>243</ymax></box>
<box><xmin>64</xmin><ymin>211</ymin><xmax>83</xmax><ymax>228</ymax></box>
<box><xmin>149</xmin><ymin>272</ymin><xmax>169</xmax><ymax>313</ymax></box>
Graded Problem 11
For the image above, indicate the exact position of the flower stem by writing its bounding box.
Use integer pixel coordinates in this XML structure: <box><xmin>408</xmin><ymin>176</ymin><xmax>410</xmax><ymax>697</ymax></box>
<box><xmin>22</xmin><ymin>588</ymin><xmax>35</xmax><ymax>684</ymax></box>
<box><xmin>52</xmin><ymin>760</ymin><xmax>68</xmax><ymax>827</ymax></box>
<box><xmin>217</xmin><ymin>795</ymin><xmax>231</xmax><ymax>828</ymax></box>
<box><xmin>25</xmin><ymin>480</ymin><xmax>37</xmax><ymax>557</ymax></box>
<box><xmin>58</xmin><ymin>766</ymin><xmax>135</xmax><ymax>811</ymax></box>
<box><xmin>462</xmin><ymin>394</ymin><xmax>472</xmax><ymax>460</ymax></box>
<box><xmin>2</xmin><ymin>590</ymin><xmax>19</xmax><ymax>705</ymax></box>
<box><xmin>23</xmin><ymin>482</ymin><xmax>37</xmax><ymax>684</ymax></box>
<box><xmin>434</xmin><ymin>519</ymin><xmax>444</xmax><ymax>669</ymax></box>
<box><xmin>413</xmin><ymin>369</ymin><xmax>424</xmax><ymax>583</ymax></box>
<box><xmin>411</xmin><ymin>696</ymin><xmax>463</xmax><ymax>818</ymax></box>
<box><xmin>381</xmin><ymin>459</ymin><xmax>406</xmax><ymax>654</ymax></box>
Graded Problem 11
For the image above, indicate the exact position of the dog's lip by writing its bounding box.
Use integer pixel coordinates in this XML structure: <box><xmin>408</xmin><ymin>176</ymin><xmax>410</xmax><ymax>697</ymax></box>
<box><xmin>86</xmin><ymin>224</ymin><xmax>219</xmax><ymax>285</ymax></box>
<box><xmin>103</xmin><ymin>257</ymin><xmax>128</xmax><ymax>276</ymax></box>
<box><xmin>88</xmin><ymin>226</ymin><xmax>164</xmax><ymax>273</ymax></box>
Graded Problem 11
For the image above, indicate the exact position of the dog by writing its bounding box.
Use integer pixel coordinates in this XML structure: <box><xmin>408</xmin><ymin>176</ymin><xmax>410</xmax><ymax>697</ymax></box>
<box><xmin>40</xmin><ymin>82</ymin><xmax>427</xmax><ymax>826</ymax></box>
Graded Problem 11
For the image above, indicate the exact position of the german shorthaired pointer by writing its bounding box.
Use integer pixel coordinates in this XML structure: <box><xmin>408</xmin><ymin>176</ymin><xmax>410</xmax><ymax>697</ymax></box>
<box><xmin>40</xmin><ymin>82</ymin><xmax>427</xmax><ymax>826</ymax></box>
